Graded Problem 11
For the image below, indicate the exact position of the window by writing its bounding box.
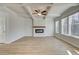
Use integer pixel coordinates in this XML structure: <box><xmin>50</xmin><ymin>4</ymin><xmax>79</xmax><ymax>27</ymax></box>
<box><xmin>56</xmin><ymin>21</ymin><xmax>59</xmax><ymax>33</ymax></box>
<box><xmin>61</xmin><ymin>17</ymin><xmax>68</xmax><ymax>34</ymax></box>
<box><xmin>69</xmin><ymin>12</ymin><xmax>79</xmax><ymax>36</ymax></box>
<box><xmin>55</xmin><ymin>12</ymin><xmax>79</xmax><ymax>38</ymax></box>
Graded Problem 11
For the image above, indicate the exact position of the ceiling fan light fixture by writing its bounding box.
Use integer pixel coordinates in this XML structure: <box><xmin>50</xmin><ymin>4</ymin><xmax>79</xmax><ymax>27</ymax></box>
<box><xmin>38</xmin><ymin>13</ymin><xmax>41</xmax><ymax>16</ymax></box>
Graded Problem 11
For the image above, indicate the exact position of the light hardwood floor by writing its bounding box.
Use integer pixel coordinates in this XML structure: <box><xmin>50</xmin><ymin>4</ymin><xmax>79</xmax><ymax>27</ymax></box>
<box><xmin>0</xmin><ymin>37</ymin><xmax>79</xmax><ymax>55</ymax></box>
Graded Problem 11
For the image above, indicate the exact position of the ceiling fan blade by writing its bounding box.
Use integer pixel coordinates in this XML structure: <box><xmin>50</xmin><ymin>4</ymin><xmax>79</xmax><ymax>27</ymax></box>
<box><xmin>32</xmin><ymin>13</ymin><xmax>38</xmax><ymax>14</ymax></box>
<box><xmin>41</xmin><ymin>11</ymin><xmax>47</xmax><ymax>15</ymax></box>
<box><xmin>35</xmin><ymin>9</ymin><xmax>40</xmax><ymax>13</ymax></box>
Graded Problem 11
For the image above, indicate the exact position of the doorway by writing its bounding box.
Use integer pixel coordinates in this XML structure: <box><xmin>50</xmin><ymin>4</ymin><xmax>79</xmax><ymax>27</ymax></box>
<box><xmin>0</xmin><ymin>17</ymin><xmax>5</xmax><ymax>43</ymax></box>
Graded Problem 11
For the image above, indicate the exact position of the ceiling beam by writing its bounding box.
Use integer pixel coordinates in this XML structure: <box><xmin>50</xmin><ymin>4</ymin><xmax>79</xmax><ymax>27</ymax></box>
<box><xmin>22</xmin><ymin>4</ymin><xmax>34</xmax><ymax>20</ymax></box>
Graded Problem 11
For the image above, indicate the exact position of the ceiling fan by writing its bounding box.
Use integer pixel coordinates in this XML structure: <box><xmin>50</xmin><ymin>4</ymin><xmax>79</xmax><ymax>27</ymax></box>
<box><xmin>32</xmin><ymin>6</ymin><xmax>51</xmax><ymax>16</ymax></box>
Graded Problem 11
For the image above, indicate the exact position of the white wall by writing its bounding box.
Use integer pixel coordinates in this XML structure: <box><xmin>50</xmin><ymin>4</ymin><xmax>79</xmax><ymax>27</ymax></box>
<box><xmin>24</xmin><ymin>18</ymin><xmax>32</xmax><ymax>36</ymax></box>
<box><xmin>45</xmin><ymin>17</ymin><xmax>54</xmax><ymax>36</ymax></box>
<box><xmin>33</xmin><ymin>17</ymin><xmax>54</xmax><ymax>37</ymax></box>
<box><xmin>5</xmin><ymin>14</ymin><xmax>32</xmax><ymax>43</ymax></box>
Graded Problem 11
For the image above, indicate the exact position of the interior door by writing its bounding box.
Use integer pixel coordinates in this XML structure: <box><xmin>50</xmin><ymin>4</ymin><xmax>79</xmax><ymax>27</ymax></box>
<box><xmin>0</xmin><ymin>17</ymin><xmax>5</xmax><ymax>43</ymax></box>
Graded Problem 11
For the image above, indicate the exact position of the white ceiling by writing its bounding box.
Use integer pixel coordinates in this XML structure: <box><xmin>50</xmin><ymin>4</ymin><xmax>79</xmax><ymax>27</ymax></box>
<box><xmin>0</xmin><ymin>3</ymin><xmax>78</xmax><ymax>19</ymax></box>
<box><xmin>47</xmin><ymin>3</ymin><xmax>78</xmax><ymax>18</ymax></box>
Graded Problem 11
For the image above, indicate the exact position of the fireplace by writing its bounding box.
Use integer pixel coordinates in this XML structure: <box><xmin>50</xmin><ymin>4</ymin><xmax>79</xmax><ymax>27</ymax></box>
<box><xmin>35</xmin><ymin>29</ymin><xmax>44</xmax><ymax>33</ymax></box>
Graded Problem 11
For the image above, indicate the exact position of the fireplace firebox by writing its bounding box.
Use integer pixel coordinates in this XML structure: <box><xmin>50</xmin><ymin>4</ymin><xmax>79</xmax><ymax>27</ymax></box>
<box><xmin>35</xmin><ymin>29</ymin><xmax>44</xmax><ymax>33</ymax></box>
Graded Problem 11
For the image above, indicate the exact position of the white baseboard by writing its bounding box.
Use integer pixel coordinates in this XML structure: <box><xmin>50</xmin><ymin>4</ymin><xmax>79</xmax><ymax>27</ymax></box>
<box><xmin>5</xmin><ymin>35</ymin><xmax>24</xmax><ymax>44</ymax></box>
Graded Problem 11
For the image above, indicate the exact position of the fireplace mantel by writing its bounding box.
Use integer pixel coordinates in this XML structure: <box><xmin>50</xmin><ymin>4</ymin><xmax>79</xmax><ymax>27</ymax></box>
<box><xmin>33</xmin><ymin>26</ymin><xmax>46</xmax><ymax>28</ymax></box>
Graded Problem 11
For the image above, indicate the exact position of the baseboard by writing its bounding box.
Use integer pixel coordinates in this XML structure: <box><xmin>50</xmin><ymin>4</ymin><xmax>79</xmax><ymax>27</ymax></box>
<box><xmin>5</xmin><ymin>36</ymin><xmax>23</xmax><ymax>44</ymax></box>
